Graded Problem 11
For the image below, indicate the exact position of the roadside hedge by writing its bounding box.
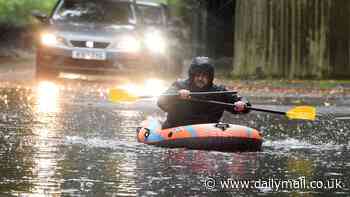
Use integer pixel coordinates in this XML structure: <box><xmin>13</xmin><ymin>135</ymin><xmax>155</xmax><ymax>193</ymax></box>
<box><xmin>0</xmin><ymin>0</ymin><xmax>57</xmax><ymax>26</ymax></box>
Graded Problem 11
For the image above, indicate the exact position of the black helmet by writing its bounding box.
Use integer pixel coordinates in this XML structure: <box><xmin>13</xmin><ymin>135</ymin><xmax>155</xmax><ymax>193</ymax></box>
<box><xmin>188</xmin><ymin>56</ymin><xmax>215</xmax><ymax>87</ymax></box>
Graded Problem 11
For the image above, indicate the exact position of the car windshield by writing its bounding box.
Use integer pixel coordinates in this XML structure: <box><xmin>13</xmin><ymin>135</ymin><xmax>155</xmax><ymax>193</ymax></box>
<box><xmin>137</xmin><ymin>5</ymin><xmax>164</xmax><ymax>25</ymax></box>
<box><xmin>52</xmin><ymin>0</ymin><xmax>134</xmax><ymax>25</ymax></box>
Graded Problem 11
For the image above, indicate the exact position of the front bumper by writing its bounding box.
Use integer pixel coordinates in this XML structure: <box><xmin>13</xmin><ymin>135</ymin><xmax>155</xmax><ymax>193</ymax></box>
<box><xmin>37</xmin><ymin>45</ymin><xmax>164</xmax><ymax>73</ymax></box>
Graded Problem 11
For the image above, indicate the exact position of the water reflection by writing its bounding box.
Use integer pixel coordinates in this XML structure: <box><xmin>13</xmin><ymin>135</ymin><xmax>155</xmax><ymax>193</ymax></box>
<box><xmin>159</xmin><ymin>150</ymin><xmax>259</xmax><ymax>176</ymax></box>
<box><xmin>135</xmin><ymin>148</ymin><xmax>260</xmax><ymax>196</ymax></box>
<box><xmin>24</xmin><ymin>127</ymin><xmax>62</xmax><ymax>197</ymax></box>
<box><xmin>12</xmin><ymin>81</ymin><xmax>62</xmax><ymax>196</ymax></box>
<box><xmin>0</xmin><ymin>80</ymin><xmax>349</xmax><ymax>196</ymax></box>
<box><xmin>115</xmin><ymin>158</ymin><xmax>138</xmax><ymax>196</ymax></box>
<box><xmin>36</xmin><ymin>81</ymin><xmax>60</xmax><ymax>113</ymax></box>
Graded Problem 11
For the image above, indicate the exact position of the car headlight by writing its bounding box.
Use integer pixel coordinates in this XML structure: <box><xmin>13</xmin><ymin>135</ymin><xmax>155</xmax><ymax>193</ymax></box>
<box><xmin>41</xmin><ymin>33</ymin><xmax>66</xmax><ymax>47</ymax></box>
<box><xmin>144</xmin><ymin>31</ymin><xmax>166</xmax><ymax>54</ymax></box>
<box><xmin>117</xmin><ymin>36</ymin><xmax>141</xmax><ymax>52</ymax></box>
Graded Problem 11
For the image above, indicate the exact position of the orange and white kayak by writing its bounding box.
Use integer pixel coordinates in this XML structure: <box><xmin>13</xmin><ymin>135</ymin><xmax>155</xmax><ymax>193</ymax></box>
<box><xmin>136</xmin><ymin>118</ymin><xmax>263</xmax><ymax>152</ymax></box>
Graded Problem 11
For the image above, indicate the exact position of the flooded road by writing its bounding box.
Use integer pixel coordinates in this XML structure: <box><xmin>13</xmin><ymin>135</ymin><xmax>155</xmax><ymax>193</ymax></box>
<box><xmin>0</xmin><ymin>73</ymin><xmax>349</xmax><ymax>196</ymax></box>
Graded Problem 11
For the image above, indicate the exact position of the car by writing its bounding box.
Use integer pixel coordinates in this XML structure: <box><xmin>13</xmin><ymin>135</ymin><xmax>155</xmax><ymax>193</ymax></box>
<box><xmin>32</xmin><ymin>0</ymin><xmax>178</xmax><ymax>79</ymax></box>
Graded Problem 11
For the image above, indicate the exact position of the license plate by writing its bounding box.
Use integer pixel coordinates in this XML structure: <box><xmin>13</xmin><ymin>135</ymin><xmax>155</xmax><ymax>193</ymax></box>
<box><xmin>72</xmin><ymin>50</ymin><xmax>106</xmax><ymax>60</ymax></box>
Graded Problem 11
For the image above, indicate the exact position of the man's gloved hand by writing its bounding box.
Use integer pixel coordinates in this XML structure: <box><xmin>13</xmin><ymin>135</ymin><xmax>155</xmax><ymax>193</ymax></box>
<box><xmin>233</xmin><ymin>101</ymin><xmax>247</xmax><ymax>112</ymax></box>
<box><xmin>178</xmin><ymin>89</ymin><xmax>191</xmax><ymax>100</ymax></box>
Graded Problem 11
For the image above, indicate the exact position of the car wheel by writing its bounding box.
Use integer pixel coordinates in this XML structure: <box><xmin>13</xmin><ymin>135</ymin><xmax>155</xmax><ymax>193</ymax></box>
<box><xmin>36</xmin><ymin>53</ymin><xmax>59</xmax><ymax>80</ymax></box>
<box><xmin>36</xmin><ymin>66</ymin><xmax>59</xmax><ymax>80</ymax></box>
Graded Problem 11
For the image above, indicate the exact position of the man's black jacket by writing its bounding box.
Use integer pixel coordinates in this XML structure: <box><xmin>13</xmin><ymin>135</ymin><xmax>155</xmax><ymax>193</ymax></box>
<box><xmin>157</xmin><ymin>79</ymin><xmax>250</xmax><ymax>129</ymax></box>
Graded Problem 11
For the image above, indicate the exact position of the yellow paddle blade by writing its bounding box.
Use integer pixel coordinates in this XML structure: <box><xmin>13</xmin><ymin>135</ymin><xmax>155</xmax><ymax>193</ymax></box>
<box><xmin>108</xmin><ymin>88</ymin><xmax>139</xmax><ymax>102</ymax></box>
<box><xmin>286</xmin><ymin>106</ymin><xmax>316</xmax><ymax>121</ymax></box>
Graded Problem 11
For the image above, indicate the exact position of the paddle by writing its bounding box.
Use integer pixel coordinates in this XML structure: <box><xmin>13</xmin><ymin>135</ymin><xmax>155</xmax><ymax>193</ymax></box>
<box><xmin>189</xmin><ymin>98</ymin><xmax>316</xmax><ymax>121</ymax></box>
<box><xmin>108</xmin><ymin>88</ymin><xmax>316</xmax><ymax>121</ymax></box>
<box><xmin>108</xmin><ymin>88</ymin><xmax>237</xmax><ymax>102</ymax></box>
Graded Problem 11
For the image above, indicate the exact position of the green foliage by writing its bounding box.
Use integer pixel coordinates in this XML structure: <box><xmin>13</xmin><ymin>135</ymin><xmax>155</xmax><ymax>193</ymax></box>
<box><xmin>167</xmin><ymin>0</ymin><xmax>191</xmax><ymax>17</ymax></box>
<box><xmin>153</xmin><ymin>0</ymin><xmax>168</xmax><ymax>4</ymax></box>
<box><xmin>0</xmin><ymin>0</ymin><xmax>57</xmax><ymax>26</ymax></box>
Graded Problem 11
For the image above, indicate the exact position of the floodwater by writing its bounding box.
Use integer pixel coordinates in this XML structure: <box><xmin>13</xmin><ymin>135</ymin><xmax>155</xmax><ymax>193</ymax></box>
<box><xmin>0</xmin><ymin>78</ymin><xmax>349</xmax><ymax>197</ymax></box>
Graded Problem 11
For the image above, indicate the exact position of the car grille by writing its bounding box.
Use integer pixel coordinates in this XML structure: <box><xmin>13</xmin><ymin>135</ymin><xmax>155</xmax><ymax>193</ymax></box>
<box><xmin>70</xmin><ymin>41</ymin><xmax>110</xmax><ymax>49</ymax></box>
<box><xmin>64</xmin><ymin>58</ymin><xmax>113</xmax><ymax>67</ymax></box>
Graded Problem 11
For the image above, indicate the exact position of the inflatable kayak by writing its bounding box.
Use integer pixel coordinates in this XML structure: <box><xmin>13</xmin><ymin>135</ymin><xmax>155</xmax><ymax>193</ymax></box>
<box><xmin>136</xmin><ymin>118</ymin><xmax>263</xmax><ymax>152</ymax></box>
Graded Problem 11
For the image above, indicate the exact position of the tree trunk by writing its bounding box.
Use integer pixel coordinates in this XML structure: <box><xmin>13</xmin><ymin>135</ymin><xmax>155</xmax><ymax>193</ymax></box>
<box><xmin>233</xmin><ymin>0</ymin><xmax>349</xmax><ymax>79</ymax></box>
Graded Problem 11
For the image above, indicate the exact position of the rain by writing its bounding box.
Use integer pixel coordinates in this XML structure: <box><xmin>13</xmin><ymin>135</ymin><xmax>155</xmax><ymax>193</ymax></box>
<box><xmin>0</xmin><ymin>0</ymin><xmax>349</xmax><ymax>196</ymax></box>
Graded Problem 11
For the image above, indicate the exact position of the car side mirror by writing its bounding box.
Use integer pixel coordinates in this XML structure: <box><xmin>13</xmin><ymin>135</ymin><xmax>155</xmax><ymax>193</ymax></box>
<box><xmin>32</xmin><ymin>10</ymin><xmax>49</xmax><ymax>23</ymax></box>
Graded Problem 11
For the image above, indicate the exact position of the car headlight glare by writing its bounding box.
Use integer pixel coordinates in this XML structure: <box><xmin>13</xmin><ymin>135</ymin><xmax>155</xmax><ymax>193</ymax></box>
<box><xmin>144</xmin><ymin>31</ymin><xmax>166</xmax><ymax>54</ymax></box>
<box><xmin>41</xmin><ymin>33</ymin><xmax>57</xmax><ymax>46</ymax></box>
<box><xmin>41</xmin><ymin>33</ymin><xmax>65</xmax><ymax>47</ymax></box>
<box><xmin>118</xmin><ymin>36</ymin><xmax>141</xmax><ymax>52</ymax></box>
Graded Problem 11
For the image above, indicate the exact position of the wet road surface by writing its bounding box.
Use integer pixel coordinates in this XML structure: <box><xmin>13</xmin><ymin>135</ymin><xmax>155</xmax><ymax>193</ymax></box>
<box><xmin>0</xmin><ymin>67</ymin><xmax>349</xmax><ymax>196</ymax></box>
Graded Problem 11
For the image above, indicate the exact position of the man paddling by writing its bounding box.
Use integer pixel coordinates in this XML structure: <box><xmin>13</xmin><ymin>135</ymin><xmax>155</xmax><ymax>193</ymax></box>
<box><xmin>157</xmin><ymin>56</ymin><xmax>250</xmax><ymax>129</ymax></box>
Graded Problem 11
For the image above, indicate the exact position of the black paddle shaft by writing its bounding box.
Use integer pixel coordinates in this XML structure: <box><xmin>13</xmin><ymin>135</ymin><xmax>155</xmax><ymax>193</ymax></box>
<box><xmin>190</xmin><ymin>98</ymin><xmax>286</xmax><ymax>115</ymax></box>
<box><xmin>138</xmin><ymin>91</ymin><xmax>237</xmax><ymax>99</ymax></box>
<box><xmin>163</xmin><ymin>91</ymin><xmax>236</xmax><ymax>97</ymax></box>
<box><xmin>248</xmin><ymin>107</ymin><xmax>286</xmax><ymax>115</ymax></box>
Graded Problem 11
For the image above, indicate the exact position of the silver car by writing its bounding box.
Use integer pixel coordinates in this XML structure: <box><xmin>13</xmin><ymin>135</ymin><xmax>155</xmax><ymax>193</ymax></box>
<box><xmin>33</xmin><ymin>0</ymin><xmax>171</xmax><ymax>79</ymax></box>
